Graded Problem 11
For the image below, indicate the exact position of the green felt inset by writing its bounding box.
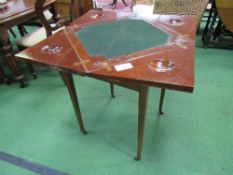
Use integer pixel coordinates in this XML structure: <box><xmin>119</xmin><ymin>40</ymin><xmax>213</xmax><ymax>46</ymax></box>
<box><xmin>76</xmin><ymin>19</ymin><xmax>169</xmax><ymax>59</ymax></box>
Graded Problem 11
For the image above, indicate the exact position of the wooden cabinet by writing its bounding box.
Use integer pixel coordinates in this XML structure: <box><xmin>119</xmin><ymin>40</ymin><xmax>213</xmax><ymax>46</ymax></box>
<box><xmin>56</xmin><ymin>0</ymin><xmax>94</xmax><ymax>18</ymax></box>
<box><xmin>57</xmin><ymin>0</ymin><xmax>70</xmax><ymax>17</ymax></box>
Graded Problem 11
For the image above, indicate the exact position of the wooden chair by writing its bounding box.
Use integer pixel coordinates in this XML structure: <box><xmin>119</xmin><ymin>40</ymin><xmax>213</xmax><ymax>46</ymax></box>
<box><xmin>17</xmin><ymin>10</ymin><xmax>54</xmax><ymax>37</ymax></box>
<box><xmin>153</xmin><ymin>0</ymin><xmax>209</xmax><ymax>18</ymax></box>
<box><xmin>16</xmin><ymin>5</ymin><xmax>60</xmax><ymax>79</ymax></box>
<box><xmin>16</xmin><ymin>0</ymin><xmax>116</xmax><ymax>96</ymax></box>
<box><xmin>133</xmin><ymin>0</ymin><xmax>209</xmax><ymax>114</ymax></box>
<box><xmin>16</xmin><ymin>0</ymin><xmax>94</xmax><ymax>79</ymax></box>
<box><xmin>133</xmin><ymin>0</ymin><xmax>208</xmax><ymax>19</ymax></box>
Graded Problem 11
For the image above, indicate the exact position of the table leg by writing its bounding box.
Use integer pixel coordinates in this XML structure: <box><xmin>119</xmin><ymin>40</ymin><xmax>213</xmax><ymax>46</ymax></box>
<box><xmin>0</xmin><ymin>29</ymin><xmax>25</xmax><ymax>87</ymax></box>
<box><xmin>59</xmin><ymin>72</ymin><xmax>87</xmax><ymax>134</ymax></box>
<box><xmin>110</xmin><ymin>83</ymin><xmax>115</xmax><ymax>98</ymax></box>
<box><xmin>135</xmin><ymin>86</ymin><xmax>149</xmax><ymax>160</ymax></box>
<box><xmin>159</xmin><ymin>88</ymin><xmax>165</xmax><ymax>115</ymax></box>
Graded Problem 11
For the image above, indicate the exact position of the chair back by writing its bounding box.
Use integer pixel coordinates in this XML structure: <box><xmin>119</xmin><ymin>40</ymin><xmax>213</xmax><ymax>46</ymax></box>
<box><xmin>153</xmin><ymin>0</ymin><xmax>209</xmax><ymax>18</ymax></box>
<box><xmin>35</xmin><ymin>0</ymin><xmax>94</xmax><ymax>37</ymax></box>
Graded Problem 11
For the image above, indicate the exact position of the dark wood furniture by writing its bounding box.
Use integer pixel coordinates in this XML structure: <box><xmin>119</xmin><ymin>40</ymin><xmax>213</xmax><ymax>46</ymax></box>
<box><xmin>56</xmin><ymin>0</ymin><xmax>71</xmax><ymax>17</ymax></box>
<box><xmin>16</xmin><ymin>0</ymin><xmax>95</xmax><ymax>79</ymax></box>
<box><xmin>111</xmin><ymin>0</ymin><xmax>128</xmax><ymax>6</ymax></box>
<box><xmin>35</xmin><ymin>0</ymin><xmax>114</xmax><ymax>96</ymax></box>
<box><xmin>16</xmin><ymin>10</ymin><xmax>197</xmax><ymax>160</ymax></box>
<box><xmin>56</xmin><ymin>0</ymin><xmax>94</xmax><ymax>18</ymax></box>
<box><xmin>202</xmin><ymin>0</ymin><xmax>233</xmax><ymax>48</ymax></box>
<box><xmin>216</xmin><ymin>0</ymin><xmax>233</xmax><ymax>33</ymax></box>
<box><xmin>0</xmin><ymin>0</ymin><xmax>57</xmax><ymax>87</ymax></box>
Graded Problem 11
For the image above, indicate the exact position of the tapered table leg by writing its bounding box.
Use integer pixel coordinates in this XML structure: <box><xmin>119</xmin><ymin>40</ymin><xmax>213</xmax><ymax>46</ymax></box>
<box><xmin>110</xmin><ymin>83</ymin><xmax>115</xmax><ymax>98</ymax></box>
<box><xmin>59</xmin><ymin>72</ymin><xmax>87</xmax><ymax>134</ymax></box>
<box><xmin>159</xmin><ymin>89</ymin><xmax>165</xmax><ymax>115</ymax></box>
<box><xmin>135</xmin><ymin>86</ymin><xmax>149</xmax><ymax>160</ymax></box>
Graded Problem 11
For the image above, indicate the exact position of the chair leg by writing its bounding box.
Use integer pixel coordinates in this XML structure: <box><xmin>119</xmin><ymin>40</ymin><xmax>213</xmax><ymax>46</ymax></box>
<box><xmin>18</xmin><ymin>44</ymin><xmax>37</xmax><ymax>79</ymax></box>
<box><xmin>26</xmin><ymin>63</ymin><xmax>37</xmax><ymax>79</ymax></box>
<box><xmin>9</xmin><ymin>29</ymin><xmax>17</xmax><ymax>38</ymax></box>
<box><xmin>158</xmin><ymin>88</ymin><xmax>165</xmax><ymax>115</ymax></box>
<box><xmin>17</xmin><ymin>25</ymin><xmax>28</xmax><ymax>36</ymax></box>
<box><xmin>111</xmin><ymin>0</ymin><xmax>127</xmax><ymax>6</ymax></box>
<box><xmin>122</xmin><ymin>0</ymin><xmax>127</xmax><ymax>6</ymax></box>
<box><xmin>111</xmin><ymin>0</ymin><xmax>117</xmax><ymax>5</ymax></box>
<box><xmin>110</xmin><ymin>83</ymin><xmax>115</xmax><ymax>98</ymax></box>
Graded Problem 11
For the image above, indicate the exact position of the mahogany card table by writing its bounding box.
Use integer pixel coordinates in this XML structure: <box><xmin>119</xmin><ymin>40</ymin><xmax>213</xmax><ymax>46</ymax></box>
<box><xmin>15</xmin><ymin>10</ymin><xmax>198</xmax><ymax>160</ymax></box>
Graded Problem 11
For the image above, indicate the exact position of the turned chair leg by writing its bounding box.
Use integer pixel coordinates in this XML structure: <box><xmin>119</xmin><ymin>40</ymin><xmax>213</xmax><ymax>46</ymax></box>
<box><xmin>26</xmin><ymin>63</ymin><xmax>37</xmax><ymax>79</ymax></box>
<box><xmin>18</xmin><ymin>45</ymin><xmax>37</xmax><ymax>79</ymax></box>
<box><xmin>17</xmin><ymin>25</ymin><xmax>28</xmax><ymax>36</ymax></box>
<box><xmin>9</xmin><ymin>29</ymin><xmax>17</xmax><ymax>38</ymax></box>
<box><xmin>122</xmin><ymin>0</ymin><xmax>127</xmax><ymax>6</ymax></box>
<box><xmin>158</xmin><ymin>88</ymin><xmax>165</xmax><ymax>115</ymax></box>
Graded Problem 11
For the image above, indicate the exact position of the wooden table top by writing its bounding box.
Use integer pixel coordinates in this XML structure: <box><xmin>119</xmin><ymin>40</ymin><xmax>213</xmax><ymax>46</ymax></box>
<box><xmin>0</xmin><ymin>0</ymin><xmax>56</xmax><ymax>24</ymax></box>
<box><xmin>216</xmin><ymin>0</ymin><xmax>233</xmax><ymax>32</ymax></box>
<box><xmin>15</xmin><ymin>10</ymin><xmax>198</xmax><ymax>92</ymax></box>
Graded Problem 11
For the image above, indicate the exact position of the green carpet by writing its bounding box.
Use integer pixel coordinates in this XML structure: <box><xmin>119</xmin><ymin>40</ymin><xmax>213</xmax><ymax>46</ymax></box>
<box><xmin>0</xmin><ymin>24</ymin><xmax>233</xmax><ymax>175</ymax></box>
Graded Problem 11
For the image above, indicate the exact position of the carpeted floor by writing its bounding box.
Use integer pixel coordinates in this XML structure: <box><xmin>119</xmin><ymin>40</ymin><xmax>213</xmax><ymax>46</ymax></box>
<box><xmin>0</xmin><ymin>17</ymin><xmax>233</xmax><ymax>175</ymax></box>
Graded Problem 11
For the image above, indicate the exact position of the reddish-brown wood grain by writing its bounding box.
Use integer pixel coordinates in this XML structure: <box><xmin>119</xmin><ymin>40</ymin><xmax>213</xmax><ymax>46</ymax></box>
<box><xmin>15</xmin><ymin>10</ymin><xmax>198</xmax><ymax>92</ymax></box>
<box><xmin>14</xmin><ymin>9</ymin><xmax>199</xmax><ymax>159</ymax></box>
